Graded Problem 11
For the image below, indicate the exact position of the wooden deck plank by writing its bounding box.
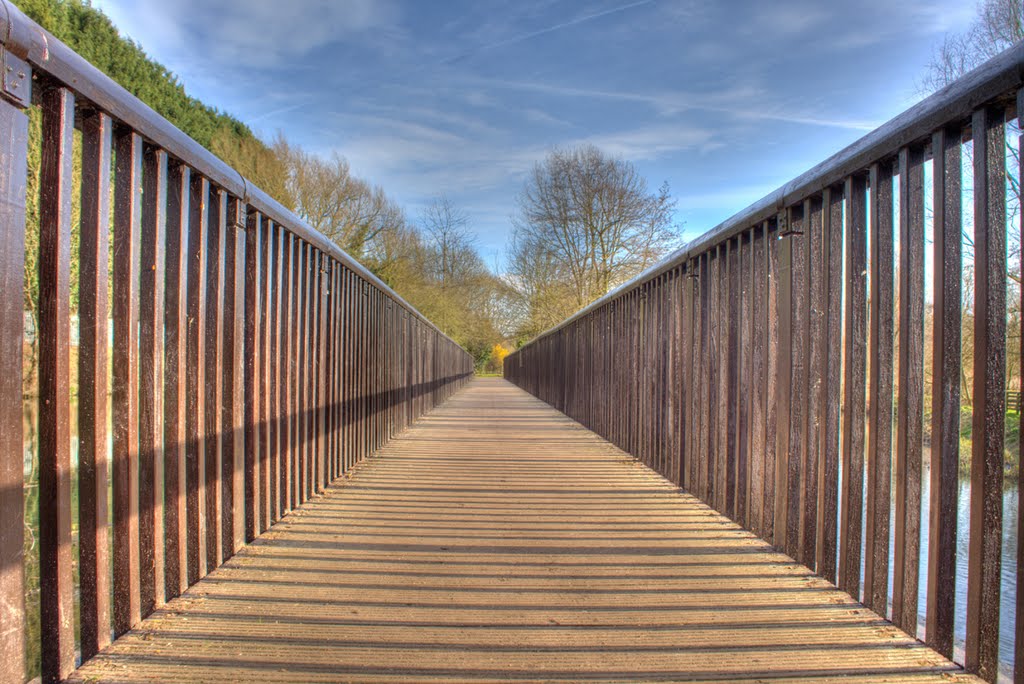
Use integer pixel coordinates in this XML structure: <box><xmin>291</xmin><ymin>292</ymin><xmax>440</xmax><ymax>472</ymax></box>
<box><xmin>71</xmin><ymin>378</ymin><xmax>976</xmax><ymax>683</ymax></box>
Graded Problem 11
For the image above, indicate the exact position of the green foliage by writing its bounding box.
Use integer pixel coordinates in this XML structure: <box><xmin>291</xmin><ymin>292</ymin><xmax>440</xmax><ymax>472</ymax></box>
<box><xmin>18</xmin><ymin>0</ymin><xmax>262</xmax><ymax>151</ymax></box>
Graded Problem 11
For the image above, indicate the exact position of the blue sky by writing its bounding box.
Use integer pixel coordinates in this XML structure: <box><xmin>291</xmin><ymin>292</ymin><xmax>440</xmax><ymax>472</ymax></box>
<box><xmin>93</xmin><ymin>0</ymin><xmax>974</xmax><ymax>265</ymax></box>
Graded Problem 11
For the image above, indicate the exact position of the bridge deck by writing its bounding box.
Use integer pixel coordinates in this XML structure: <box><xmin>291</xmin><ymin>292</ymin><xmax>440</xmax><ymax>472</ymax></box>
<box><xmin>71</xmin><ymin>378</ymin><xmax>975</xmax><ymax>683</ymax></box>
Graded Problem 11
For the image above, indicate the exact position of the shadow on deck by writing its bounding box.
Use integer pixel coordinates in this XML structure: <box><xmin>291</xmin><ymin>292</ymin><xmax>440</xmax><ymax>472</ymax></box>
<box><xmin>70</xmin><ymin>378</ymin><xmax>976</xmax><ymax>683</ymax></box>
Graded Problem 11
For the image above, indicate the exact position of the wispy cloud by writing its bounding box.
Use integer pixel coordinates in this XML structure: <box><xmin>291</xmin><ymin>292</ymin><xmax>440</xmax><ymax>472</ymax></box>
<box><xmin>479</xmin><ymin>79</ymin><xmax>879</xmax><ymax>132</ymax></box>
<box><xmin>99</xmin><ymin>0</ymin><xmax>402</xmax><ymax>69</ymax></box>
<box><xmin>442</xmin><ymin>0</ymin><xmax>658</xmax><ymax>64</ymax></box>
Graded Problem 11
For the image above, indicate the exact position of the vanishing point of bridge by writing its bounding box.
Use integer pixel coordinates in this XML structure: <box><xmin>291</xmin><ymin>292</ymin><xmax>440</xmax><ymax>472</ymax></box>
<box><xmin>0</xmin><ymin>1</ymin><xmax>1021</xmax><ymax>682</ymax></box>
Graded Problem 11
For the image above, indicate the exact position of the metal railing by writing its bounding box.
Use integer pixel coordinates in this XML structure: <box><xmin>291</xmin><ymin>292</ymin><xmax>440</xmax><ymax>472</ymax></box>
<box><xmin>506</xmin><ymin>41</ymin><xmax>1024</xmax><ymax>683</ymax></box>
<box><xmin>0</xmin><ymin>3</ymin><xmax>473</xmax><ymax>682</ymax></box>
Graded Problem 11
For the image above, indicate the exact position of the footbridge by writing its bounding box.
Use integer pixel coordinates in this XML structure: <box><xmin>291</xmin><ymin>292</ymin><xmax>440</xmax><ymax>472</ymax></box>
<box><xmin>0</xmin><ymin>2</ymin><xmax>1020</xmax><ymax>681</ymax></box>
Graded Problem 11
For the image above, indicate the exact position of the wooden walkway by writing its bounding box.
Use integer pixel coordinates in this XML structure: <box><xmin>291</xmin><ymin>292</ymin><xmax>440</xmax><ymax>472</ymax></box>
<box><xmin>71</xmin><ymin>378</ymin><xmax>975</xmax><ymax>683</ymax></box>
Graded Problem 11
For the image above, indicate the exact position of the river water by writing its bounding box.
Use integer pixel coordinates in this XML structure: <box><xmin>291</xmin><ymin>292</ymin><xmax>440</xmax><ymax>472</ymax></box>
<box><xmin>913</xmin><ymin>471</ymin><xmax>1018</xmax><ymax>681</ymax></box>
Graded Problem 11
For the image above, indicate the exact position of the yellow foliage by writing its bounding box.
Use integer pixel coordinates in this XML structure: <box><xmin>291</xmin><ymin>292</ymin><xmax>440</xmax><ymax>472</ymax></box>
<box><xmin>484</xmin><ymin>344</ymin><xmax>512</xmax><ymax>374</ymax></box>
<box><xmin>492</xmin><ymin>344</ymin><xmax>510</xmax><ymax>364</ymax></box>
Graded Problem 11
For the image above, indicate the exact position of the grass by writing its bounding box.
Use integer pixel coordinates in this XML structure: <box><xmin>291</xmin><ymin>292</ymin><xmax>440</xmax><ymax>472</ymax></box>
<box><xmin>956</xmin><ymin>407</ymin><xmax>1021</xmax><ymax>481</ymax></box>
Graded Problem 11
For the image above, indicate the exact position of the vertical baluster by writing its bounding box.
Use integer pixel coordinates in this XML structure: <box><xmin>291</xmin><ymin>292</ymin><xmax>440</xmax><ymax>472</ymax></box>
<box><xmin>700</xmin><ymin>254</ymin><xmax>712</xmax><ymax>503</ymax></box>
<box><xmin>750</xmin><ymin>228</ymin><xmax>767</xmax><ymax>538</ymax></box>
<box><xmin>726</xmin><ymin>242</ymin><xmax>740</xmax><ymax>519</ymax></box>
<box><xmin>866</xmin><ymin>161</ymin><xmax>895</xmax><ymax>615</ymax></box>
<box><xmin>306</xmin><ymin>249</ymin><xmax>317</xmax><ymax>492</ymax></box>
<box><xmin>264</xmin><ymin>224</ymin><xmax>276</xmax><ymax>524</ymax></box>
<box><xmin>37</xmin><ymin>86</ymin><xmax>75</xmax><ymax>682</ymax></box>
<box><xmin>344</xmin><ymin>269</ymin><xmax>354</xmax><ymax>473</ymax></box>
<box><xmin>713</xmin><ymin>257</ymin><xmax>726</xmax><ymax>510</ymax></box>
<box><xmin>926</xmin><ymin>126</ymin><xmax>962</xmax><ymax>659</ymax></box>
<box><xmin>672</xmin><ymin>270</ymin><xmax>684</xmax><ymax>486</ymax></box>
<box><xmin>893</xmin><ymin>145</ymin><xmax>925</xmax><ymax>634</ymax></box>
<box><xmin>775</xmin><ymin>214</ymin><xmax>793</xmax><ymax>550</ymax></box>
<box><xmin>765</xmin><ymin>225</ymin><xmax>780</xmax><ymax>540</ymax></box>
<box><xmin>660</xmin><ymin>280</ymin><xmax>669</xmax><ymax>478</ymax></box>
<box><xmin>243</xmin><ymin>210</ymin><xmax>262</xmax><ymax>541</ymax></box>
<box><xmin>1016</xmin><ymin>88</ymin><xmax>1024</xmax><ymax>684</ymax></box>
<box><xmin>965</xmin><ymin>105</ymin><xmax>1005</xmax><ymax>682</ymax></box>
<box><xmin>839</xmin><ymin>173</ymin><xmax>868</xmax><ymax>598</ymax></box>
<box><xmin>803</xmin><ymin>198</ymin><xmax>824</xmax><ymax>567</ymax></box>
<box><xmin>339</xmin><ymin>264</ymin><xmax>348</xmax><ymax>473</ymax></box>
<box><xmin>0</xmin><ymin>72</ymin><xmax>29</xmax><ymax>684</ymax></box>
<box><xmin>204</xmin><ymin>189</ymin><xmax>225</xmax><ymax>568</ymax></box>
<box><xmin>185</xmin><ymin>174</ymin><xmax>208</xmax><ymax>580</ymax></box>
<box><xmin>139</xmin><ymin>146</ymin><xmax>167</xmax><ymax>614</ymax></box>
<box><xmin>317</xmin><ymin>253</ymin><xmax>327</xmax><ymax>488</ymax></box>
<box><xmin>706</xmin><ymin>254</ymin><xmax>719</xmax><ymax>503</ymax></box>
<box><xmin>329</xmin><ymin>257</ymin><xmax>337</xmax><ymax>474</ymax></box>
<box><xmin>304</xmin><ymin>247</ymin><xmax>315</xmax><ymax>495</ymax></box>
<box><xmin>738</xmin><ymin>236</ymin><xmax>751</xmax><ymax>524</ymax></box>
<box><xmin>266</xmin><ymin>224</ymin><xmax>280</xmax><ymax>521</ymax></box>
<box><xmin>685</xmin><ymin>280</ymin><xmax>695</xmax><ymax>483</ymax></box>
<box><xmin>787</xmin><ymin>206</ymin><xmax>809</xmax><ymax>563</ymax></box>
<box><xmin>113</xmin><ymin>128</ymin><xmax>143</xmax><ymax>632</ymax></box>
<box><xmin>78</xmin><ymin>109</ymin><xmax>112</xmax><ymax>660</ymax></box>
<box><xmin>359</xmin><ymin>281</ymin><xmax>367</xmax><ymax>463</ymax></box>
<box><xmin>293</xmin><ymin>241</ymin><xmax>305</xmax><ymax>503</ymax></box>
<box><xmin>163</xmin><ymin>163</ymin><xmax>189</xmax><ymax>596</ymax></box>
<box><xmin>818</xmin><ymin>186</ymin><xmax>844</xmax><ymax>585</ymax></box>
<box><xmin>222</xmin><ymin>197</ymin><xmax>245</xmax><ymax>557</ymax></box>
<box><xmin>280</xmin><ymin>233</ymin><xmax>293</xmax><ymax>513</ymax></box>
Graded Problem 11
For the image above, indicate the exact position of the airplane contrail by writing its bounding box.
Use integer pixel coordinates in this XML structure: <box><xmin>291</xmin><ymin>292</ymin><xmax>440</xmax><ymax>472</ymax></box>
<box><xmin>443</xmin><ymin>0</ymin><xmax>659</xmax><ymax>65</ymax></box>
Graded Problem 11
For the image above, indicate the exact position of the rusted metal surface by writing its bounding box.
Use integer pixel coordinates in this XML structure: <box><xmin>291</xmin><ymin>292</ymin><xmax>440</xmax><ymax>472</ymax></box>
<box><xmin>185</xmin><ymin>174</ymin><xmax>208</xmax><ymax>583</ymax></box>
<box><xmin>222</xmin><ymin>198</ymin><xmax>245</xmax><ymax>558</ymax></box>
<box><xmin>1017</xmin><ymin>88</ymin><xmax>1024</xmax><ymax>684</ymax></box>
<box><xmin>163</xmin><ymin>163</ymin><xmax>190</xmax><ymax>600</ymax></box>
<box><xmin>0</xmin><ymin>84</ymin><xmax>28</xmax><ymax>684</ymax></box>
<box><xmin>802</xmin><ymin>198</ymin><xmax>823</xmax><ymax>571</ymax></box>
<box><xmin>269</xmin><ymin>225</ymin><xmax>283</xmax><ymax>523</ymax></box>
<box><xmin>139</xmin><ymin>146</ymin><xmax>168</xmax><ymax>615</ymax></box>
<box><xmin>926</xmin><ymin>126</ymin><xmax>962</xmax><ymax>660</ymax></box>
<box><xmin>966</xmin><ymin>105</ymin><xmax>1006</xmax><ymax>682</ymax></box>
<box><xmin>865</xmin><ymin>160</ymin><xmax>894</xmax><ymax>618</ymax></box>
<box><xmin>204</xmin><ymin>188</ymin><xmax>226</xmax><ymax>570</ymax></box>
<box><xmin>838</xmin><ymin>173</ymin><xmax>867</xmax><ymax>599</ymax></box>
<box><xmin>68</xmin><ymin>380</ymin><xmax>976</xmax><ymax>683</ymax></box>
<box><xmin>112</xmin><ymin>128</ymin><xmax>143</xmax><ymax>636</ymax></box>
<box><xmin>817</xmin><ymin>186</ymin><xmax>842</xmax><ymax>586</ymax></box>
<box><xmin>893</xmin><ymin>144</ymin><xmax>925</xmax><ymax>636</ymax></box>
<box><xmin>37</xmin><ymin>85</ymin><xmax>75</xmax><ymax>683</ymax></box>
<box><xmin>78</xmin><ymin>108</ymin><xmax>112</xmax><ymax>660</ymax></box>
<box><xmin>243</xmin><ymin>210</ymin><xmax>263</xmax><ymax>543</ymax></box>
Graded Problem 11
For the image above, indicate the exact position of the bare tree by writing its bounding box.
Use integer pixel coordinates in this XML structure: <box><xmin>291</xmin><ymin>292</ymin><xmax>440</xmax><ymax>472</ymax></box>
<box><xmin>922</xmin><ymin>0</ymin><xmax>1023</xmax><ymax>396</ymax></box>
<box><xmin>274</xmin><ymin>136</ymin><xmax>405</xmax><ymax>258</ymax></box>
<box><xmin>421</xmin><ymin>195</ymin><xmax>475</xmax><ymax>290</ymax></box>
<box><xmin>508</xmin><ymin>144</ymin><xmax>679</xmax><ymax>336</ymax></box>
<box><xmin>921</xmin><ymin>0</ymin><xmax>1023</xmax><ymax>93</ymax></box>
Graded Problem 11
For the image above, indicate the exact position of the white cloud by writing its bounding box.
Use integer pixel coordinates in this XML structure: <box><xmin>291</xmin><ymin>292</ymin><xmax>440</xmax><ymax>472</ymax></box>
<box><xmin>97</xmin><ymin>0</ymin><xmax>401</xmax><ymax>69</ymax></box>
